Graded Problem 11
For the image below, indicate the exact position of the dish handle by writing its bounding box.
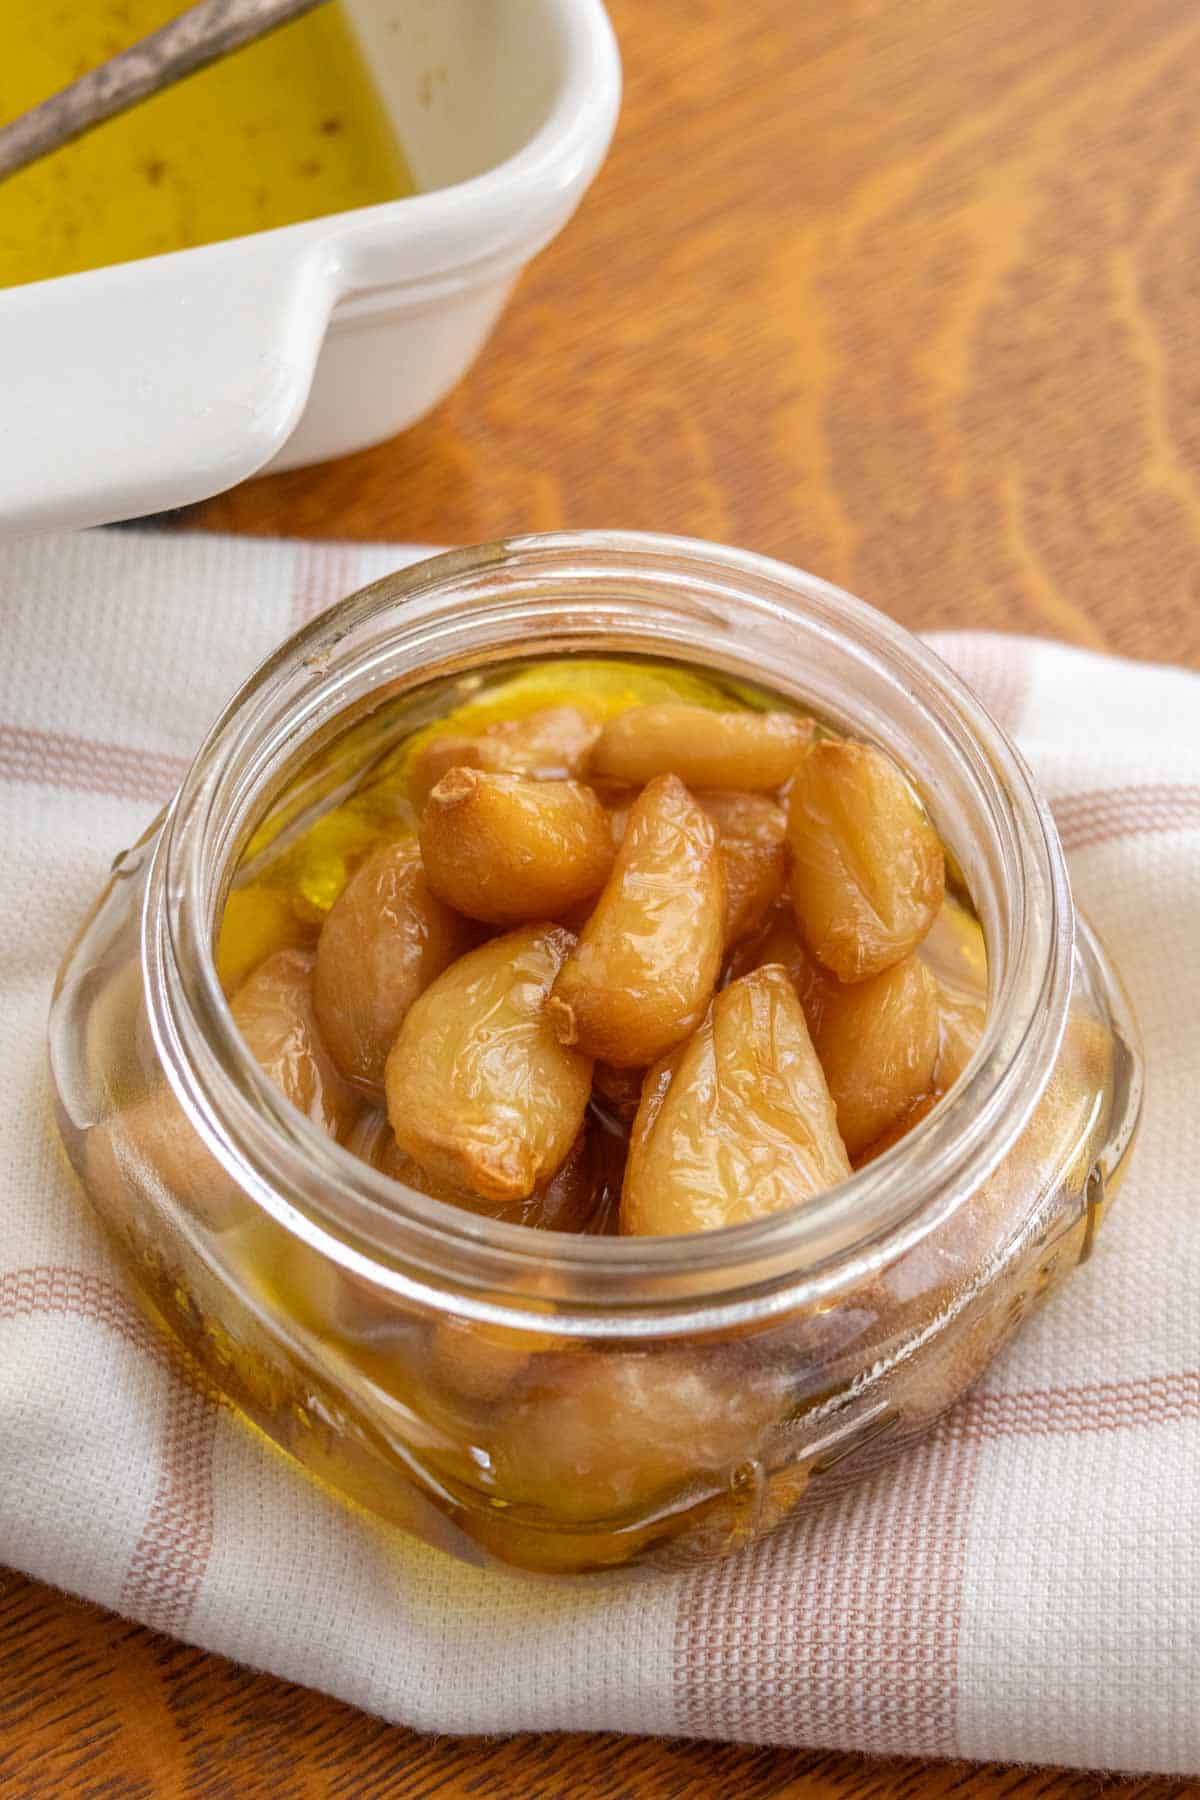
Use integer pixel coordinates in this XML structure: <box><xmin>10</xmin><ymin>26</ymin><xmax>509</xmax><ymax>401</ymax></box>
<box><xmin>0</xmin><ymin>233</ymin><xmax>338</xmax><ymax>534</ymax></box>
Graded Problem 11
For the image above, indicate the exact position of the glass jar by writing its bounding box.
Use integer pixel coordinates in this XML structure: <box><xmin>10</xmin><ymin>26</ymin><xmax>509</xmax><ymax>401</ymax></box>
<box><xmin>49</xmin><ymin>532</ymin><xmax>1142</xmax><ymax>1576</ymax></box>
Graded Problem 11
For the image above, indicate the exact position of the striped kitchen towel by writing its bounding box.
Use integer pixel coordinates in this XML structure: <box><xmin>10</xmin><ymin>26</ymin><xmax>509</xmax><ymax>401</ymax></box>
<box><xmin>1</xmin><ymin>528</ymin><xmax>1196</xmax><ymax>1774</ymax></box>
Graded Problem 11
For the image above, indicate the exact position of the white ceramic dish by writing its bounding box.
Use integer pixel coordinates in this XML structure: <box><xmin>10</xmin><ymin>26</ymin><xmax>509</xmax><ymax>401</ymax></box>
<box><xmin>0</xmin><ymin>0</ymin><xmax>620</xmax><ymax>535</ymax></box>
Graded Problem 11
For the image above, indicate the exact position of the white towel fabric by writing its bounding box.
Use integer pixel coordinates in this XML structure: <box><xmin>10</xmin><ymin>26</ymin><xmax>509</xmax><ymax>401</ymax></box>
<box><xmin>1</xmin><ymin>527</ymin><xmax>1197</xmax><ymax>1775</ymax></box>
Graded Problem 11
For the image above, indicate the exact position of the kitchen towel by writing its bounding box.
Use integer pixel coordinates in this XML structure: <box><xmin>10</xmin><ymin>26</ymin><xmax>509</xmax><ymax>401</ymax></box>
<box><xmin>1</xmin><ymin>527</ymin><xmax>1196</xmax><ymax>1775</ymax></box>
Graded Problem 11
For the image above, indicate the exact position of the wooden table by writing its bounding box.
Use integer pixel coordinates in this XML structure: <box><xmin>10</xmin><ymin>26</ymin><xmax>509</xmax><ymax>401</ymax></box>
<box><xmin>6</xmin><ymin>0</ymin><xmax>1200</xmax><ymax>1793</ymax></box>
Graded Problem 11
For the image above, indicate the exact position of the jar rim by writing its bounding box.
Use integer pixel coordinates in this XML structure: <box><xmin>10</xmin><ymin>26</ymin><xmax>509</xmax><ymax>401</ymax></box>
<box><xmin>143</xmin><ymin>530</ymin><xmax>1076</xmax><ymax>1336</ymax></box>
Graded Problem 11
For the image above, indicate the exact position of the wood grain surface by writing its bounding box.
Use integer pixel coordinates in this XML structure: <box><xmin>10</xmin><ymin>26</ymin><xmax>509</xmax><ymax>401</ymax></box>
<box><xmin>5</xmin><ymin>0</ymin><xmax>1200</xmax><ymax>1794</ymax></box>
<box><xmin>193</xmin><ymin>0</ymin><xmax>1200</xmax><ymax>668</ymax></box>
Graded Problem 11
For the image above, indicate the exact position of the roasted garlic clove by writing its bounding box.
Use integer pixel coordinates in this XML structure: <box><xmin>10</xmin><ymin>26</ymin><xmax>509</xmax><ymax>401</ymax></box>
<box><xmin>350</xmin><ymin>1107</ymin><xmax>607</xmax><ymax>1234</ymax></box>
<box><xmin>418</xmin><ymin>769</ymin><xmax>614</xmax><ymax>926</ymax></box>
<box><xmin>621</xmin><ymin>964</ymin><xmax>851</xmax><ymax>1235</ymax></box>
<box><xmin>313</xmin><ymin>838</ymin><xmax>473</xmax><ymax>1089</ymax></box>
<box><xmin>385</xmin><ymin>925</ymin><xmax>593</xmax><ymax>1203</ymax></box>
<box><xmin>486</xmin><ymin>1348</ymin><xmax>787</xmax><ymax>1524</ymax></box>
<box><xmin>233</xmin><ymin>947</ymin><xmax>359</xmax><ymax>1139</ymax></box>
<box><xmin>811</xmin><ymin>954</ymin><xmax>941</xmax><ymax>1157</ymax></box>
<box><xmin>411</xmin><ymin>704</ymin><xmax>600</xmax><ymax>801</ymax></box>
<box><xmin>547</xmin><ymin>774</ymin><xmax>725</xmax><ymax>1067</ymax></box>
<box><xmin>788</xmin><ymin>739</ymin><xmax>944</xmax><ymax>981</ymax></box>
<box><xmin>590</xmin><ymin>703</ymin><xmax>812</xmax><ymax>790</ymax></box>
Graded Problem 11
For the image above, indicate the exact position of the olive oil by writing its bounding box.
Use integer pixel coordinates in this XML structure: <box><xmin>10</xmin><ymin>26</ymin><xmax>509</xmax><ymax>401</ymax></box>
<box><xmin>0</xmin><ymin>0</ymin><xmax>413</xmax><ymax>289</ymax></box>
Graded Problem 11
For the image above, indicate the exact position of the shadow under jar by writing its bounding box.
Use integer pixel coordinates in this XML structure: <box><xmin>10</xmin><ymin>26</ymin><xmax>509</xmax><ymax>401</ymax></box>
<box><xmin>49</xmin><ymin>532</ymin><xmax>1143</xmax><ymax>1576</ymax></box>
